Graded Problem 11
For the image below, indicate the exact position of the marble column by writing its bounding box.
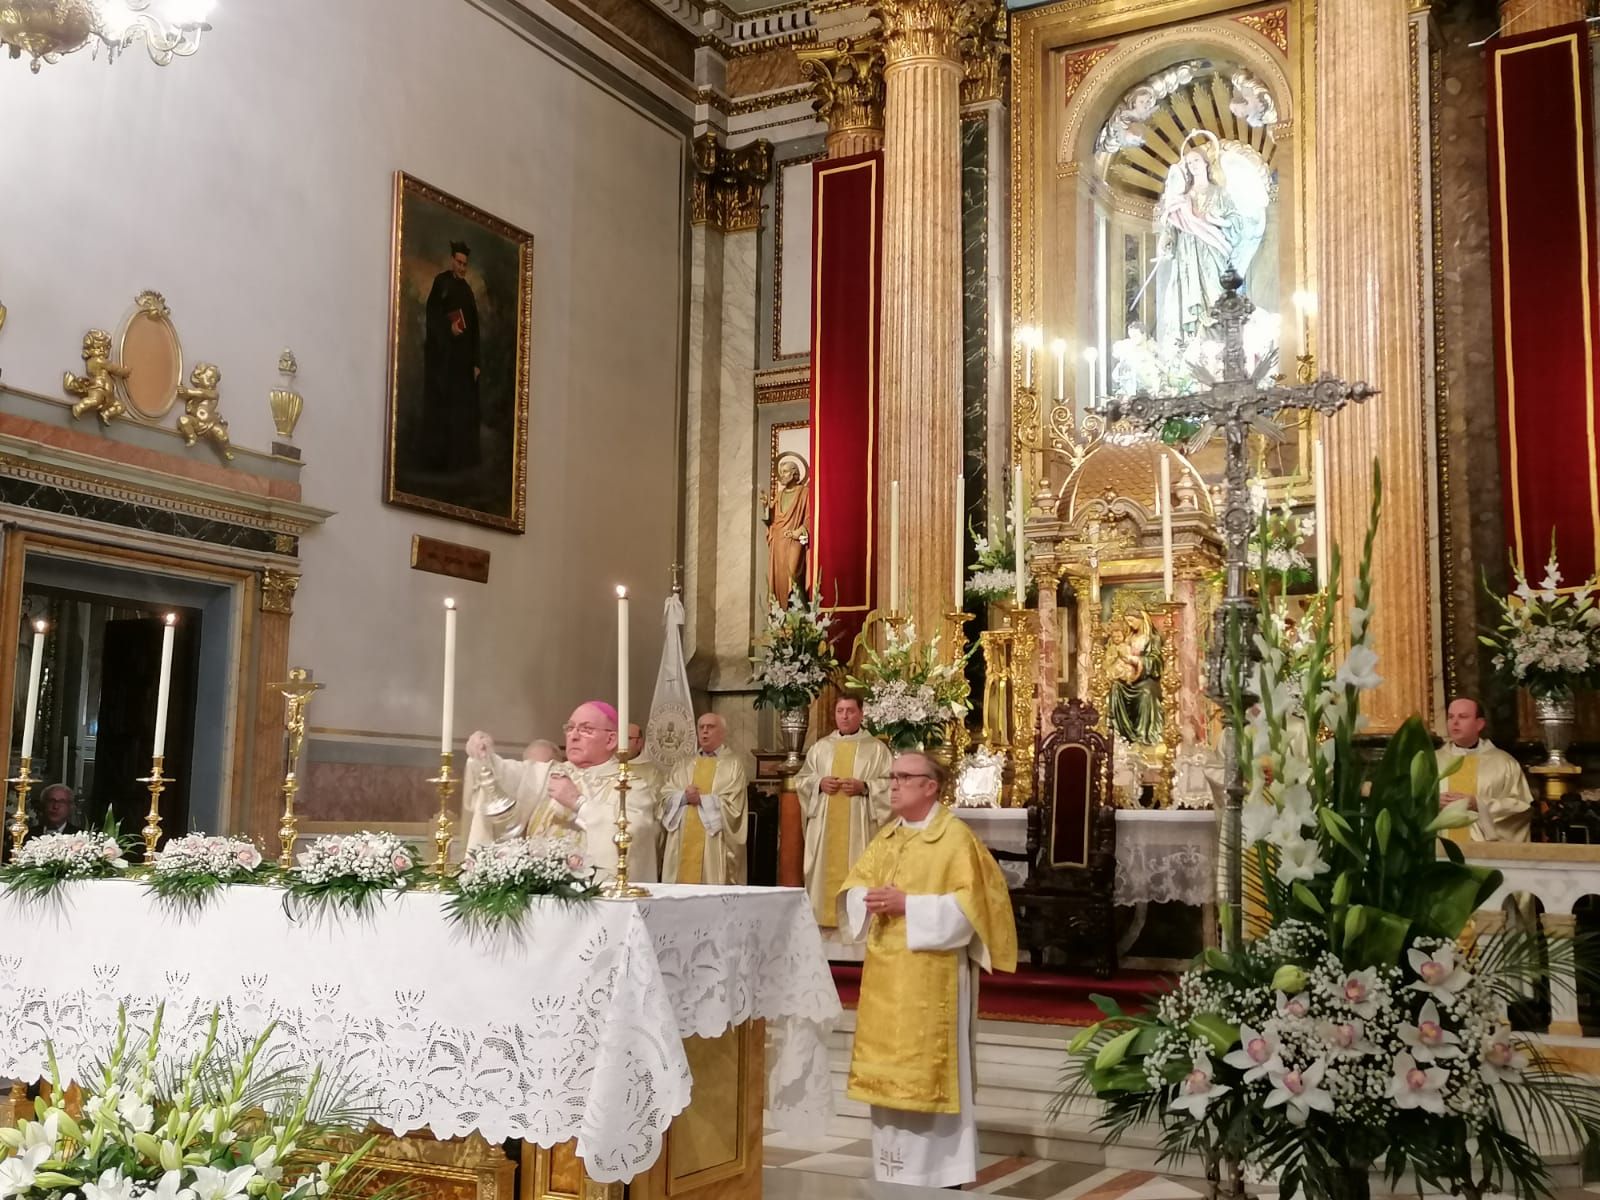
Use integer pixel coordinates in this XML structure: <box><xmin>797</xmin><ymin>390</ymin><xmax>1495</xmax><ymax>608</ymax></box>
<box><xmin>682</xmin><ymin>134</ymin><xmax>772</xmax><ymax>691</ymax></box>
<box><xmin>1315</xmin><ymin>0</ymin><xmax>1434</xmax><ymax>733</ymax></box>
<box><xmin>1498</xmin><ymin>0</ymin><xmax>1586</xmax><ymax>32</ymax></box>
<box><xmin>798</xmin><ymin>39</ymin><xmax>885</xmax><ymax>159</ymax></box>
<box><xmin>877</xmin><ymin>0</ymin><xmax>969</xmax><ymax>636</ymax></box>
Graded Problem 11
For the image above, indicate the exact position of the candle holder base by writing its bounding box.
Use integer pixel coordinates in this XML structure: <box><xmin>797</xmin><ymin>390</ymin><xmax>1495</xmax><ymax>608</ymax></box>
<box><xmin>6</xmin><ymin>757</ymin><xmax>35</xmax><ymax>861</ymax></box>
<box><xmin>135</xmin><ymin>756</ymin><xmax>167</xmax><ymax>859</ymax></box>
<box><xmin>598</xmin><ymin>752</ymin><xmax>649</xmax><ymax>900</ymax></box>
<box><xmin>427</xmin><ymin>752</ymin><xmax>458</xmax><ymax>876</ymax></box>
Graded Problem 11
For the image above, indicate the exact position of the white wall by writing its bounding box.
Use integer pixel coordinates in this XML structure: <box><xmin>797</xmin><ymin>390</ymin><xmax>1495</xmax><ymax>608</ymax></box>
<box><xmin>0</xmin><ymin>0</ymin><xmax>687</xmax><ymax>747</ymax></box>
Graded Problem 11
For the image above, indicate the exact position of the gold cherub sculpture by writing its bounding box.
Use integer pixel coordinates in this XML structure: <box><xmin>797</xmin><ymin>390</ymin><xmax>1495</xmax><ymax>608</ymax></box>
<box><xmin>177</xmin><ymin>362</ymin><xmax>233</xmax><ymax>460</ymax></box>
<box><xmin>64</xmin><ymin>329</ymin><xmax>131</xmax><ymax>425</ymax></box>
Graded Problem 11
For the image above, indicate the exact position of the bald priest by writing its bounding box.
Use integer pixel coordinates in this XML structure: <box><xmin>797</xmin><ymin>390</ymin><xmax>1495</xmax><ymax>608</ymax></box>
<box><xmin>840</xmin><ymin>750</ymin><xmax>1017</xmax><ymax>1189</ymax></box>
<box><xmin>464</xmin><ymin>700</ymin><xmax>660</xmax><ymax>881</ymax></box>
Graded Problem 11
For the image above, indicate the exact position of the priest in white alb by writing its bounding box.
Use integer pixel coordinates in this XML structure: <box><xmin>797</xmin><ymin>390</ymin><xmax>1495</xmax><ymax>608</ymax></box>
<box><xmin>1436</xmin><ymin>696</ymin><xmax>1534</xmax><ymax>842</ymax></box>
<box><xmin>795</xmin><ymin>695</ymin><xmax>891</xmax><ymax>930</ymax></box>
<box><xmin>661</xmin><ymin>713</ymin><xmax>748</xmax><ymax>884</ymax></box>
<box><xmin>460</xmin><ymin>734</ymin><xmax>566</xmax><ymax>849</ymax></box>
<box><xmin>840</xmin><ymin>751</ymin><xmax>1017</xmax><ymax>1188</ymax></box>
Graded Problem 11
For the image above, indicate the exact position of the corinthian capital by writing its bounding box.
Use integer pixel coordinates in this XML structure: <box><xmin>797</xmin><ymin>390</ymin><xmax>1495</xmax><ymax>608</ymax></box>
<box><xmin>874</xmin><ymin>0</ymin><xmax>983</xmax><ymax>66</ymax></box>
<box><xmin>797</xmin><ymin>39</ymin><xmax>885</xmax><ymax>144</ymax></box>
<box><xmin>690</xmin><ymin>132</ymin><xmax>774</xmax><ymax>233</ymax></box>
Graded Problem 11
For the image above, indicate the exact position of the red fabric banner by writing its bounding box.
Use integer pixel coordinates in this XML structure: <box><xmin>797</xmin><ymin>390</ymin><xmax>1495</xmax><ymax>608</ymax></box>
<box><xmin>808</xmin><ymin>152</ymin><xmax>884</xmax><ymax>650</ymax></box>
<box><xmin>1487</xmin><ymin>24</ymin><xmax>1600</xmax><ymax>581</ymax></box>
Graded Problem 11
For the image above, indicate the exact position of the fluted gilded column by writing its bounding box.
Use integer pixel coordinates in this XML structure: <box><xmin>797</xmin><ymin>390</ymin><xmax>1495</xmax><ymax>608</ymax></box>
<box><xmin>877</xmin><ymin>0</ymin><xmax>969</xmax><ymax>636</ymax></box>
<box><xmin>798</xmin><ymin>39</ymin><xmax>885</xmax><ymax>159</ymax></box>
<box><xmin>1316</xmin><ymin>0</ymin><xmax>1433</xmax><ymax>732</ymax></box>
<box><xmin>1499</xmin><ymin>0</ymin><xmax>1586</xmax><ymax>32</ymax></box>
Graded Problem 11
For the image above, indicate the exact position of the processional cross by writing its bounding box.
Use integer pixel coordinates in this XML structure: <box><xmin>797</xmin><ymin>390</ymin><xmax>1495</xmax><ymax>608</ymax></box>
<box><xmin>1105</xmin><ymin>269</ymin><xmax>1377</xmax><ymax>953</ymax></box>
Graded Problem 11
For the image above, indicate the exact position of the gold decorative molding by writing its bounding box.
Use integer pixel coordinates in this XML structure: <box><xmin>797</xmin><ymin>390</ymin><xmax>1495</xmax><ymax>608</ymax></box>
<box><xmin>876</xmin><ymin>0</ymin><xmax>984</xmax><ymax>66</ymax></box>
<box><xmin>756</xmin><ymin>377</ymin><xmax>811</xmax><ymax>405</ymax></box>
<box><xmin>1061</xmin><ymin>44</ymin><xmax>1113</xmax><ymax>110</ymax></box>
<box><xmin>270</xmin><ymin>348</ymin><xmax>303</xmax><ymax>440</ymax></box>
<box><xmin>1233</xmin><ymin>5</ymin><xmax>1289</xmax><ymax>55</ymax></box>
<box><xmin>960</xmin><ymin>0</ymin><xmax>1007</xmax><ymax>105</ymax></box>
<box><xmin>797</xmin><ymin>38</ymin><xmax>886</xmax><ymax>145</ymax></box>
<box><xmin>690</xmin><ymin>132</ymin><xmax>775</xmax><ymax>232</ymax></box>
<box><xmin>260</xmin><ymin>568</ymin><xmax>299</xmax><ymax>615</ymax></box>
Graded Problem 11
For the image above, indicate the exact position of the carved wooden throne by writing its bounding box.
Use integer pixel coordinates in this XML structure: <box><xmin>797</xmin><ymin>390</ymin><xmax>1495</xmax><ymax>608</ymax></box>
<box><xmin>1011</xmin><ymin>698</ymin><xmax>1118</xmax><ymax>978</ymax></box>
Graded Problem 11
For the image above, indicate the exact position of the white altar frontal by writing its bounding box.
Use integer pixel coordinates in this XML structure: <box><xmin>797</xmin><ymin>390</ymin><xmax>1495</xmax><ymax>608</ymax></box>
<box><xmin>0</xmin><ymin>881</ymin><xmax>839</xmax><ymax>1200</ymax></box>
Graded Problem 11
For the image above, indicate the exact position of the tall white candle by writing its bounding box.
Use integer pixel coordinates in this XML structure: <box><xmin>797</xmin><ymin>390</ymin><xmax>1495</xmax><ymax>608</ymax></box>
<box><xmin>441</xmin><ymin>599</ymin><xmax>457</xmax><ymax>754</ymax></box>
<box><xmin>615</xmin><ymin>586</ymin><xmax>630</xmax><ymax>751</ymax></box>
<box><xmin>19</xmin><ymin>620</ymin><xmax>45</xmax><ymax>761</ymax></box>
<box><xmin>1159</xmin><ymin>455</ymin><xmax>1175</xmax><ymax>602</ymax></box>
<box><xmin>1012</xmin><ymin>465</ymin><xmax>1025</xmax><ymax>606</ymax></box>
<box><xmin>152</xmin><ymin>614</ymin><xmax>176</xmax><ymax>759</ymax></box>
<box><xmin>1313</xmin><ymin>436</ymin><xmax>1329</xmax><ymax>589</ymax></box>
<box><xmin>888</xmin><ymin>480</ymin><xmax>901</xmax><ymax>613</ymax></box>
<box><xmin>1084</xmin><ymin>347</ymin><xmax>1100</xmax><ymax>405</ymax></box>
<box><xmin>1051</xmin><ymin>339</ymin><xmax>1067</xmax><ymax>402</ymax></box>
<box><xmin>953</xmin><ymin>472</ymin><xmax>965</xmax><ymax>611</ymax></box>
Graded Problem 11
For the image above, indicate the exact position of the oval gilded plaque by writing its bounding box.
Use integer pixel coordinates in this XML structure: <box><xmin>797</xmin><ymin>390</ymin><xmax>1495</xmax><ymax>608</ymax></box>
<box><xmin>118</xmin><ymin>293</ymin><xmax>183</xmax><ymax>422</ymax></box>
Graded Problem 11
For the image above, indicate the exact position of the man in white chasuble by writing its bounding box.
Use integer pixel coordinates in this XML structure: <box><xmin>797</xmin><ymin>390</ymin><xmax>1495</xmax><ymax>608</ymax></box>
<box><xmin>461</xmin><ymin>735</ymin><xmax>566</xmax><ymax>849</ymax></box>
<box><xmin>661</xmin><ymin>713</ymin><xmax>748</xmax><ymax>884</ymax></box>
<box><xmin>465</xmin><ymin>701</ymin><xmax>660</xmax><ymax>880</ymax></box>
<box><xmin>1436</xmin><ymin>696</ymin><xmax>1534</xmax><ymax>842</ymax></box>
<box><xmin>795</xmin><ymin>695</ymin><xmax>892</xmax><ymax>930</ymax></box>
<box><xmin>840</xmin><ymin>751</ymin><xmax>1016</xmax><ymax>1189</ymax></box>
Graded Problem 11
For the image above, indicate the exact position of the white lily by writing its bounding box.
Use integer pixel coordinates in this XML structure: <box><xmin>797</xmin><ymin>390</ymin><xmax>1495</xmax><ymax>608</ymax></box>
<box><xmin>1479</xmin><ymin>1026</ymin><xmax>1529</xmax><ymax>1085</ymax></box>
<box><xmin>118</xmin><ymin>1093</ymin><xmax>155</xmax><ymax>1133</ymax></box>
<box><xmin>290</xmin><ymin>1163</ymin><xmax>334</xmax><ymax>1198</ymax></box>
<box><xmin>1399</xmin><ymin>999</ymin><xmax>1461</xmax><ymax>1062</ymax></box>
<box><xmin>0</xmin><ymin>1144</ymin><xmax>51</xmax><ymax>1198</ymax></box>
<box><xmin>1264</xmin><ymin>1059</ymin><xmax>1335</xmax><ymax>1126</ymax></box>
<box><xmin>1407</xmin><ymin>945</ymin><xmax>1471</xmax><ymax>998</ymax></box>
<box><xmin>1275</xmin><ymin>836</ymin><xmax>1329</xmax><ymax>885</ymax></box>
<box><xmin>84</xmin><ymin>1167</ymin><xmax>142</xmax><ymax>1200</ymax></box>
<box><xmin>1169</xmin><ymin>1051</ymin><xmax>1230</xmax><ymax>1119</ymax></box>
<box><xmin>1241</xmin><ymin>800</ymin><xmax>1279</xmax><ymax>846</ymax></box>
<box><xmin>187</xmin><ymin>1164</ymin><xmax>257</xmax><ymax>1200</ymax></box>
<box><xmin>16</xmin><ymin>1111</ymin><xmax>60</xmax><ymax>1154</ymax></box>
<box><xmin>1387</xmin><ymin>1052</ymin><xmax>1448</xmax><ymax>1114</ymax></box>
<box><xmin>1223</xmin><ymin>1025</ymin><xmax>1284</xmax><ymax>1082</ymax></box>
<box><xmin>1334</xmin><ymin>644</ymin><xmax>1383</xmax><ymax>692</ymax></box>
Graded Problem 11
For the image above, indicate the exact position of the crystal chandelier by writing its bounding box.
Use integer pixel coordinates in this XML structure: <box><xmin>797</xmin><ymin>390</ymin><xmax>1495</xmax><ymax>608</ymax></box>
<box><xmin>0</xmin><ymin>0</ymin><xmax>213</xmax><ymax>72</ymax></box>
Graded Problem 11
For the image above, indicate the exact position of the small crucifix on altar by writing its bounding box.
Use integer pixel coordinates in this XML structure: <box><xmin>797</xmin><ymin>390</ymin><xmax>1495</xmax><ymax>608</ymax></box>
<box><xmin>1104</xmin><ymin>267</ymin><xmax>1377</xmax><ymax>954</ymax></box>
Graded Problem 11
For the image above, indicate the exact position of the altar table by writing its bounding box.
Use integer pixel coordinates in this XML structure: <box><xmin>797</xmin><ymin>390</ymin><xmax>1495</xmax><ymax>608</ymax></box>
<box><xmin>954</xmin><ymin>807</ymin><xmax>1217</xmax><ymax>905</ymax></box>
<box><xmin>0</xmin><ymin>880</ymin><xmax>839</xmax><ymax>1194</ymax></box>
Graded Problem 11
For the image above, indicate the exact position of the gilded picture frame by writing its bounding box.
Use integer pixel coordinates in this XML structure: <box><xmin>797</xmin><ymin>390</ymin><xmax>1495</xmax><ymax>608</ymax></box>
<box><xmin>384</xmin><ymin>172</ymin><xmax>532</xmax><ymax>533</ymax></box>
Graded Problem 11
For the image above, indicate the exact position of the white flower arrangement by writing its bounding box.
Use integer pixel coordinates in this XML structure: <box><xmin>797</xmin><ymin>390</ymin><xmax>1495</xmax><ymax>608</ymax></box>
<box><xmin>847</xmin><ymin>622</ymin><xmax>971</xmax><ymax>750</ymax></box>
<box><xmin>4</xmin><ymin>832</ymin><xmax>127</xmax><ymax>897</ymax></box>
<box><xmin>447</xmin><ymin>835</ymin><xmax>596</xmax><ymax>931</ymax></box>
<box><xmin>285</xmin><ymin>832</ymin><xmax>418</xmax><ymax>915</ymax></box>
<box><xmin>1480</xmin><ymin>544</ymin><xmax>1600</xmax><ymax>698</ymax></box>
<box><xmin>145</xmin><ymin>835</ymin><xmax>270</xmax><ymax>908</ymax></box>
<box><xmin>751</xmin><ymin>590</ymin><xmax>839</xmax><ymax>710</ymax></box>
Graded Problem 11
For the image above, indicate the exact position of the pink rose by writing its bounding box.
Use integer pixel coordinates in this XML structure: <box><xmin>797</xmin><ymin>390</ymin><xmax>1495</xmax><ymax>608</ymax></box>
<box><xmin>392</xmin><ymin>854</ymin><xmax>412</xmax><ymax>872</ymax></box>
<box><xmin>69</xmin><ymin>838</ymin><xmax>87</xmax><ymax>853</ymax></box>
<box><xmin>567</xmin><ymin>853</ymin><xmax>588</xmax><ymax>873</ymax></box>
<box><xmin>101</xmin><ymin>841</ymin><xmax>121</xmax><ymax>861</ymax></box>
<box><xmin>236</xmin><ymin>847</ymin><xmax>261</xmax><ymax>869</ymax></box>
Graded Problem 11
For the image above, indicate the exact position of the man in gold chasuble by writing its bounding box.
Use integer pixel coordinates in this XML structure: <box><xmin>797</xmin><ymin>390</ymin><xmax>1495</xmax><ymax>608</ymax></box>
<box><xmin>840</xmin><ymin>751</ymin><xmax>1017</xmax><ymax>1189</ymax></box>
<box><xmin>661</xmin><ymin>713</ymin><xmax>749</xmax><ymax>884</ymax></box>
<box><xmin>795</xmin><ymin>695</ymin><xmax>892</xmax><ymax>931</ymax></box>
<box><xmin>1436</xmin><ymin>696</ymin><xmax>1534</xmax><ymax>842</ymax></box>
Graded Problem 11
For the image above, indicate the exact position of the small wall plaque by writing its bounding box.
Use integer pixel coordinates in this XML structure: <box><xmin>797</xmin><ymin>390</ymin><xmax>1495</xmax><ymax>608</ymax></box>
<box><xmin>410</xmin><ymin>534</ymin><xmax>490</xmax><ymax>584</ymax></box>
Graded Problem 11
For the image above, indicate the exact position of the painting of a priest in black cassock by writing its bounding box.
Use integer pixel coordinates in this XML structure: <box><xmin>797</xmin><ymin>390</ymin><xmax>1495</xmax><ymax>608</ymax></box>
<box><xmin>421</xmin><ymin>241</ymin><xmax>482</xmax><ymax>473</ymax></box>
<box><xmin>385</xmin><ymin>172</ymin><xmax>532</xmax><ymax>534</ymax></box>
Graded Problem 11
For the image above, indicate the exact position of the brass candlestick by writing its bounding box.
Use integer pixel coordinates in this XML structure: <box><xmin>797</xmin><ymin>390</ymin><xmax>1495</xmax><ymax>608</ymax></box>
<box><xmin>7</xmin><ymin>756</ymin><xmax>34</xmax><ymax>860</ymax></box>
<box><xmin>599</xmin><ymin>750</ymin><xmax>649</xmax><ymax>899</ymax></box>
<box><xmin>1151</xmin><ymin>601</ymin><xmax>1186</xmax><ymax>810</ymax></box>
<box><xmin>137</xmin><ymin>756</ymin><xmax>166</xmax><ymax>858</ymax></box>
<box><xmin>428</xmin><ymin>751</ymin><xmax>456</xmax><ymax>874</ymax></box>
<box><xmin>943</xmin><ymin>609</ymin><xmax>974</xmax><ymax>765</ymax></box>
<box><xmin>269</xmin><ymin>667</ymin><xmax>324</xmax><ymax>864</ymax></box>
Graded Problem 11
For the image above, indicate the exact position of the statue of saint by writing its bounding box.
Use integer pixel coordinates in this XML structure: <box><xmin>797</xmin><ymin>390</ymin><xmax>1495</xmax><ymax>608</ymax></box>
<box><xmin>763</xmin><ymin>452</ymin><xmax>811</xmax><ymax>604</ymax></box>
<box><xmin>1107</xmin><ymin>608</ymin><xmax>1163</xmax><ymax>746</ymax></box>
<box><xmin>1152</xmin><ymin>131</ymin><xmax>1270</xmax><ymax>350</ymax></box>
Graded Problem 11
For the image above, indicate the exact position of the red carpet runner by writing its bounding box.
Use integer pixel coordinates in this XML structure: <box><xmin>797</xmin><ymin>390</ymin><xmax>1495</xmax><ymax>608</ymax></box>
<box><xmin>830</xmin><ymin>962</ymin><xmax>1172</xmax><ymax>1026</ymax></box>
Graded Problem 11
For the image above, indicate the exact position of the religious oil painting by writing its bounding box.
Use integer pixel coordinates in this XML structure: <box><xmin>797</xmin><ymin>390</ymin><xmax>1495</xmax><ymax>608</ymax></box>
<box><xmin>385</xmin><ymin>172</ymin><xmax>532</xmax><ymax>533</ymax></box>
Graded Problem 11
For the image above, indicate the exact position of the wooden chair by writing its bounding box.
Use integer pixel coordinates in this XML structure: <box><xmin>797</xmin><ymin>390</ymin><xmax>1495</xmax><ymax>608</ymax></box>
<box><xmin>1010</xmin><ymin>698</ymin><xmax>1118</xmax><ymax>978</ymax></box>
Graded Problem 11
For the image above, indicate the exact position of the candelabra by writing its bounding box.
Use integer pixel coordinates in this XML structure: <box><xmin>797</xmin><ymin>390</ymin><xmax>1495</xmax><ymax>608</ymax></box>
<box><xmin>137</xmin><ymin>756</ymin><xmax>166</xmax><ymax>858</ymax></box>
<box><xmin>943</xmin><ymin>609</ymin><xmax>973</xmax><ymax>765</ymax></box>
<box><xmin>269</xmin><ymin>667</ymin><xmax>324</xmax><ymax>864</ymax></box>
<box><xmin>428</xmin><ymin>752</ymin><xmax>457</xmax><ymax>874</ymax></box>
<box><xmin>6</xmin><ymin>757</ymin><xmax>34</xmax><ymax>860</ymax></box>
<box><xmin>600</xmin><ymin>750</ymin><xmax>649</xmax><ymax>899</ymax></box>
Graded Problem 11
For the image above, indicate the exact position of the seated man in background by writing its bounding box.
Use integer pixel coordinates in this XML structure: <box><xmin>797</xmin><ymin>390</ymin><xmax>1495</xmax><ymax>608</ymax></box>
<box><xmin>30</xmin><ymin>784</ymin><xmax>80</xmax><ymax>837</ymax></box>
<box><xmin>1436</xmin><ymin>696</ymin><xmax>1534</xmax><ymax>842</ymax></box>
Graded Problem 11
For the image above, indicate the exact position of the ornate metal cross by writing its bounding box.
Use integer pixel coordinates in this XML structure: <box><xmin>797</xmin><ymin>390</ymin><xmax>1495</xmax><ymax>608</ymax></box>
<box><xmin>1105</xmin><ymin>269</ymin><xmax>1377</xmax><ymax>953</ymax></box>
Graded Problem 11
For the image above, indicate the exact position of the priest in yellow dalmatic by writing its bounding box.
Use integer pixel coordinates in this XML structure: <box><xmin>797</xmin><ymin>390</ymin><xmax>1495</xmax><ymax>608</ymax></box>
<box><xmin>840</xmin><ymin>750</ymin><xmax>1017</xmax><ymax>1189</ymax></box>
<box><xmin>1437</xmin><ymin>697</ymin><xmax>1534</xmax><ymax>842</ymax></box>
<box><xmin>795</xmin><ymin>695</ymin><xmax>892</xmax><ymax>930</ymax></box>
<box><xmin>661</xmin><ymin>713</ymin><xmax>749</xmax><ymax>884</ymax></box>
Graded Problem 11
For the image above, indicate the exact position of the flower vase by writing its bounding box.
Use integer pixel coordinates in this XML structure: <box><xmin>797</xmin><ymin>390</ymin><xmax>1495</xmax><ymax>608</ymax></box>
<box><xmin>778</xmin><ymin>706</ymin><xmax>809</xmax><ymax>773</ymax></box>
<box><xmin>1533</xmin><ymin>687</ymin><xmax>1577</xmax><ymax>768</ymax></box>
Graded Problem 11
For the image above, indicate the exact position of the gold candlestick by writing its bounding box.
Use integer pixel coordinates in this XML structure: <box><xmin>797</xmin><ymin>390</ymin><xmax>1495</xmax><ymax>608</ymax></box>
<box><xmin>428</xmin><ymin>751</ymin><xmax>456</xmax><ymax>874</ymax></box>
<box><xmin>7</xmin><ymin>756</ymin><xmax>34</xmax><ymax>861</ymax></box>
<box><xmin>269</xmin><ymin>667</ymin><xmax>324</xmax><ymax>864</ymax></box>
<box><xmin>1150</xmin><ymin>601</ymin><xmax>1185</xmax><ymax>810</ymax></box>
<box><xmin>599</xmin><ymin>750</ymin><xmax>649</xmax><ymax>899</ymax></box>
<box><xmin>137</xmin><ymin>756</ymin><xmax>166</xmax><ymax>858</ymax></box>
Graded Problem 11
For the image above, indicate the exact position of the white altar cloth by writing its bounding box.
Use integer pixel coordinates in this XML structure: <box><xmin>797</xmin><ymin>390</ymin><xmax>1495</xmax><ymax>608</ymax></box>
<box><xmin>954</xmin><ymin>808</ymin><xmax>1217</xmax><ymax>906</ymax></box>
<box><xmin>0</xmin><ymin>880</ymin><xmax>839</xmax><ymax>1183</ymax></box>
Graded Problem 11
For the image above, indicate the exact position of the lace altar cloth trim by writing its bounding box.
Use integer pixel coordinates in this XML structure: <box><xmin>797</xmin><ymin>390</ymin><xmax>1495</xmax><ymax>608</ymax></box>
<box><xmin>1114</xmin><ymin>812</ymin><xmax>1217</xmax><ymax>906</ymax></box>
<box><xmin>0</xmin><ymin>881</ymin><xmax>839</xmax><ymax>1183</ymax></box>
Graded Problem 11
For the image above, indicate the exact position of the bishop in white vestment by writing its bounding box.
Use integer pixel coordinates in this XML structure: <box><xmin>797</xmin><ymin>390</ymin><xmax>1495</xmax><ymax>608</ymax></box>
<box><xmin>1436</xmin><ymin>697</ymin><xmax>1534</xmax><ymax>842</ymax></box>
<box><xmin>795</xmin><ymin>696</ymin><xmax>892</xmax><ymax>929</ymax></box>
<box><xmin>460</xmin><ymin>736</ymin><xmax>571</xmax><ymax>851</ymax></box>
<box><xmin>661</xmin><ymin>714</ymin><xmax>749</xmax><ymax>884</ymax></box>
